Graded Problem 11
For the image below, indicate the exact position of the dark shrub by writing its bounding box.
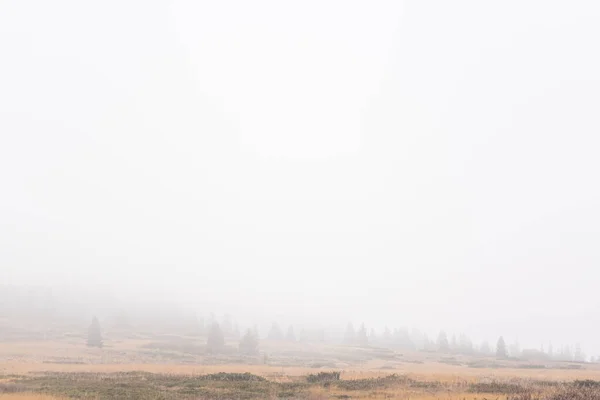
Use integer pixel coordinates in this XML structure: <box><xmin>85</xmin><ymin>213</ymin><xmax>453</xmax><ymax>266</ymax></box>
<box><xmin>469</xmin><ymin>381</ymin><xmax>528</xmax><ymax>394</ymax></box>
<box><xmin>0</xmin><ymin>383</ymin><xmax>27</xmax><ymax>393</ymax></box>
<box><xmin>200</xmin><ymin>372</ymin><xmax>266</xmax><ymax>382</ymax></box>
<box><xmin>573</xmin><ymin>380</ymin><xmax>600</xmax><ymax>388</ymax></box>
<box><xmin>306</xmin><ymin>371</ymin><xmax>341</xmax><ymax>383</ymax></box>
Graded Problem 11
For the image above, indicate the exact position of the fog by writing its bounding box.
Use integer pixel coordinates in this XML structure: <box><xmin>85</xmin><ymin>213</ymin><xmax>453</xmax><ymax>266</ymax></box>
<box><xmin>1</xmin><ymin>1</ymin><xmax>599</xmax><ymax>356</ymax></box>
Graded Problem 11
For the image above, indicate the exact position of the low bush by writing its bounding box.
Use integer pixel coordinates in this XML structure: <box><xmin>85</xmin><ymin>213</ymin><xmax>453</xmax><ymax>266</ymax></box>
<box><xmin>200</xmin><ymin>372</ymin><xmax>266</xmax><ymax>382</ymax></box>
<box><xmin>306</xmin><ymin>371</ymin><xmax>341</xmax><ymax>383</ymax></box>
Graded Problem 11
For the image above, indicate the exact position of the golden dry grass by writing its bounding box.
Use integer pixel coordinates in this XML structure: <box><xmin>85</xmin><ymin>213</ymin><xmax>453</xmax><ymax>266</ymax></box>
<box><xmin>3</xmin><ymin>338</ymin><xmax>600</xmax><ymax>400</ymax></box>
<box><xmin>0</xmin><ymin>395</ymin><xmax>66</xmax><ymax>400</ymax></box>
<box><xmin>309</xmin><ymin>391</ymin><xmax>500</xmax><ymax>400</ymax></box>
<box><xmin>4</xmin><ymin>359</ymin><xmax>600</xmax><ymax>383</ymax></box>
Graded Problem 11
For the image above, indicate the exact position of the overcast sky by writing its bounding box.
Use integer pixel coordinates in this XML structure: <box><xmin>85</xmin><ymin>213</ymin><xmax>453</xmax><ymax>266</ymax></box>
<box><xmin>1</xmin><ymin>1</ymin><xmax>599</xmax><ymax>353</ymax></box>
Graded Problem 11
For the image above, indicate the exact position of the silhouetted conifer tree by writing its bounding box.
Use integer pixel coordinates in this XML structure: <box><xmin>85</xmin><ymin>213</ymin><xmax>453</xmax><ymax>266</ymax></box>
<box><xmin>496</xmin><ymin>336</ymin><xmax>508</xmax><ymax>358</ymax></box>
<box><xmin>239</xmin><ymin>329</ymin><xmax>259</xmax><ymax>355</ymax></box>
<box><xmin>286</xmin><ymin>325</ymin><xmax>296</xmax><ymax>342</ymax></box>
<box><xmin>267</xmin><ymin>322</ymin><xmax>284</xmax><ymax>340</ymax></box>
<box><xmin>87</xmin><ymin>316</ymin><xmax>103</xmax><ymax>348</ymax></box>
<box><xmin>356</xmin><ymin>323</ymin><xmax>368</xmax><ymax>347</ymax></box>
<box><xmin>369</xmin><ymin>328</ymin><xmax>377</xmax><ymax>342</ymax></box>
<box><xmin>437</xmin><ymin>331</ymin><xmax>449</xmax><ymax>352</ymax></box>
<box><xmin>383</xmin><ymin>326</ymin><xmax>391</xmax><ymax>342</ymax></box>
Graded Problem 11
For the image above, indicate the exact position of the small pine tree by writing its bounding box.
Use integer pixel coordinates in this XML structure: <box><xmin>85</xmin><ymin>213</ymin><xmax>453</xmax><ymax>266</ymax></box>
<box><xmin>87</xmin><ymin>316</ymin><xmax>103</xmax><ymax>348</ymax></box>
<box><xmin>206</xmin><ymin>323</ymin><xmax>225</xmax><ymax>354</ymax></box>
<box><xmin>267</xmin><ymin>322</ymin><xmax>284</xmax><ymax>341</ymax></box>
<box><xmin>286</xmin><ymin>325</ymin><xmax>296</xmax><ymax>342</ymax></box>
<box><xmin>369</xmin><ymin>328</ymin><xmax>377</xmax><ymax>342</ymax></box>
<box><xmin>437</xmin><ymin>331</ymin><xmax>449</xmax><ymax>352</ymax></box>
<box><xmin>239</xmin><ymin>329</ymin><xmax>259</xmax><ymax>355</ymax></box>
<box><xmin>496</xmin><ymin>336</ymin><xmax>508</xmax><ymax>358</ymax></box>
<box><xmin>422</xmin><ymin>334</ymin><xmax>435</xmax><ymax>351</ymax></box>
<box><xmin>356</xmin><ymin>323</ymin><xmax>368</xmax><ymax>347</ymax></box>
<box><xmin>393</xmin><ymin>328</ymin><xmax>415</xmax><ymax>349</ymax></box>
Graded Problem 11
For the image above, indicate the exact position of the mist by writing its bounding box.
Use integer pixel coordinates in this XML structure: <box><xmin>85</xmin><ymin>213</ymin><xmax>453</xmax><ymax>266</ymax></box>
<box><xmin>1</xmin><ymin>1</ymin><xmax>600</xmax><ymax>358</ymax></box>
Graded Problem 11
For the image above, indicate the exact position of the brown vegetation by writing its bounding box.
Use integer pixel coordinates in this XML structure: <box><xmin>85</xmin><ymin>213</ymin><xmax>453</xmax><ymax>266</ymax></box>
<box><xmin>2</xmin><ymin>337</ymin><xmax>600</xmax><ymax>399</ymax></box>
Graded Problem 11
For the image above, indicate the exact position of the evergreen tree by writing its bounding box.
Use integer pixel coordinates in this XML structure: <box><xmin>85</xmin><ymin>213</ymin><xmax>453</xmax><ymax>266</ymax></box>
<box><xmin>207</xmin><ymin>313</ymin><xmax>216</xmax><ymax>327</ymax></box>
<box><xmin>422</xmin><ymin>334</ymin><xmax>435</xmax><ymax>351</ymax></box>
<box><xmin>206</xmin><ymin>323</ymin><xmax>225</xmax><ymax>354</ymax></box>
<box><xmin>437</xmin><ymin>331</ymin><xmax>449</xmax><ymax>352</ymax></box>
<box><xmin>369</xmin><ymin>328</ymin><xmax>377</xmax><ymax>342</ymax></box>
<box><xmin>285</xmin><ymin>325</ymin><xmax>296</xmax><ymax>342</ymax></box>
<box><xmin>344</xmin><ymin>322</ymin><xmax>355</xmax><ymax>345</ymax></box>
<box><xmin>267</xmin><ymin>322</ymin><xmax>284</xmax><ymax>341</ymax></box>
<box><xmin>87</xmin><ymin>316</ymin><xmax>103</xmax><ymax>348</ymax></box>
<box><xmin>239</xmin><ymin>329</ymin><xmax>259</xmax><ymax>355</ymax></box>
<box><xmin>356</xmin><ymin>323</ymin><xmax>368</xmax><ymax>347</ymax></box>
<box><xmin>393</xmin><ymin>328</ymin><xmax>415</xmax><ymax>349</ymax></box>
<box><xmin>496</xmin><ymin>336</ymin><xmax>508</xmax><ymax>358</ymax></box>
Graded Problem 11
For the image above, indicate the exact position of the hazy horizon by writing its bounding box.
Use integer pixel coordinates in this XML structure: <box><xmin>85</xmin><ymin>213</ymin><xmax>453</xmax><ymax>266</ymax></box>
<box><xmin>1</xmin><ymin>1</ymin><xmax>599</xmax><ymax>356</ymax></box>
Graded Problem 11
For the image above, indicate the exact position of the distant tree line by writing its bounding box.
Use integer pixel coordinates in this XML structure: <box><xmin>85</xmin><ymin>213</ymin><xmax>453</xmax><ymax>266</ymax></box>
<box><xmin>83</xmin><ymin>313</ymin><xmax>591</xmax><ymax>362</ymax></box>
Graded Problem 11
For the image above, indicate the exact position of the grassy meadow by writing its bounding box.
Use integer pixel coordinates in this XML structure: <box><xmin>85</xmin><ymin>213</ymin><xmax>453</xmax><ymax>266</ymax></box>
<box><xmin>2</xmin><ymin>333</ymin><xmax>600</xmax><ymax>399</ymax></box>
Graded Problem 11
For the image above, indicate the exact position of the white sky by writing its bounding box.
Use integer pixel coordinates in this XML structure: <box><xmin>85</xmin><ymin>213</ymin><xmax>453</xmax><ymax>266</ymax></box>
<box><xmin>1</xmin><ymin>1</ymin><xmax>600</xmax><ymax>353</ymax></box>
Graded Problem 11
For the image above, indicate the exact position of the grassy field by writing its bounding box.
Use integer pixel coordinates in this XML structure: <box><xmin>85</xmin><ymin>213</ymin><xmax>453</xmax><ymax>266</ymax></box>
<box><xmin>2</xmin><ymin>370</ymin><xmax>600</xmax><ymax>399</ymax></box>
<box><xmin>2</xmin><ymin>337</ymin><xmax>600</xmax><ymax>399</ymax></box>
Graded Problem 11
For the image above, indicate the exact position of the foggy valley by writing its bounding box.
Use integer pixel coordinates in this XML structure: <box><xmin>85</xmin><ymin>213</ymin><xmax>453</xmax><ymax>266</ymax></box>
<box><xmin>1</xmin><ymin>0</ymin><xmax>600</xmax><ymax>399</ymax></box>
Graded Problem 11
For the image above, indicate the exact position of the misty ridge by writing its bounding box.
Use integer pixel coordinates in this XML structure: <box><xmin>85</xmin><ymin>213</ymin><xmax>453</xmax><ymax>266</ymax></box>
<box><xmin>0</xmin><ymin>284</ymin><xmax>592</xmax><ymax>364</ymax></box>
